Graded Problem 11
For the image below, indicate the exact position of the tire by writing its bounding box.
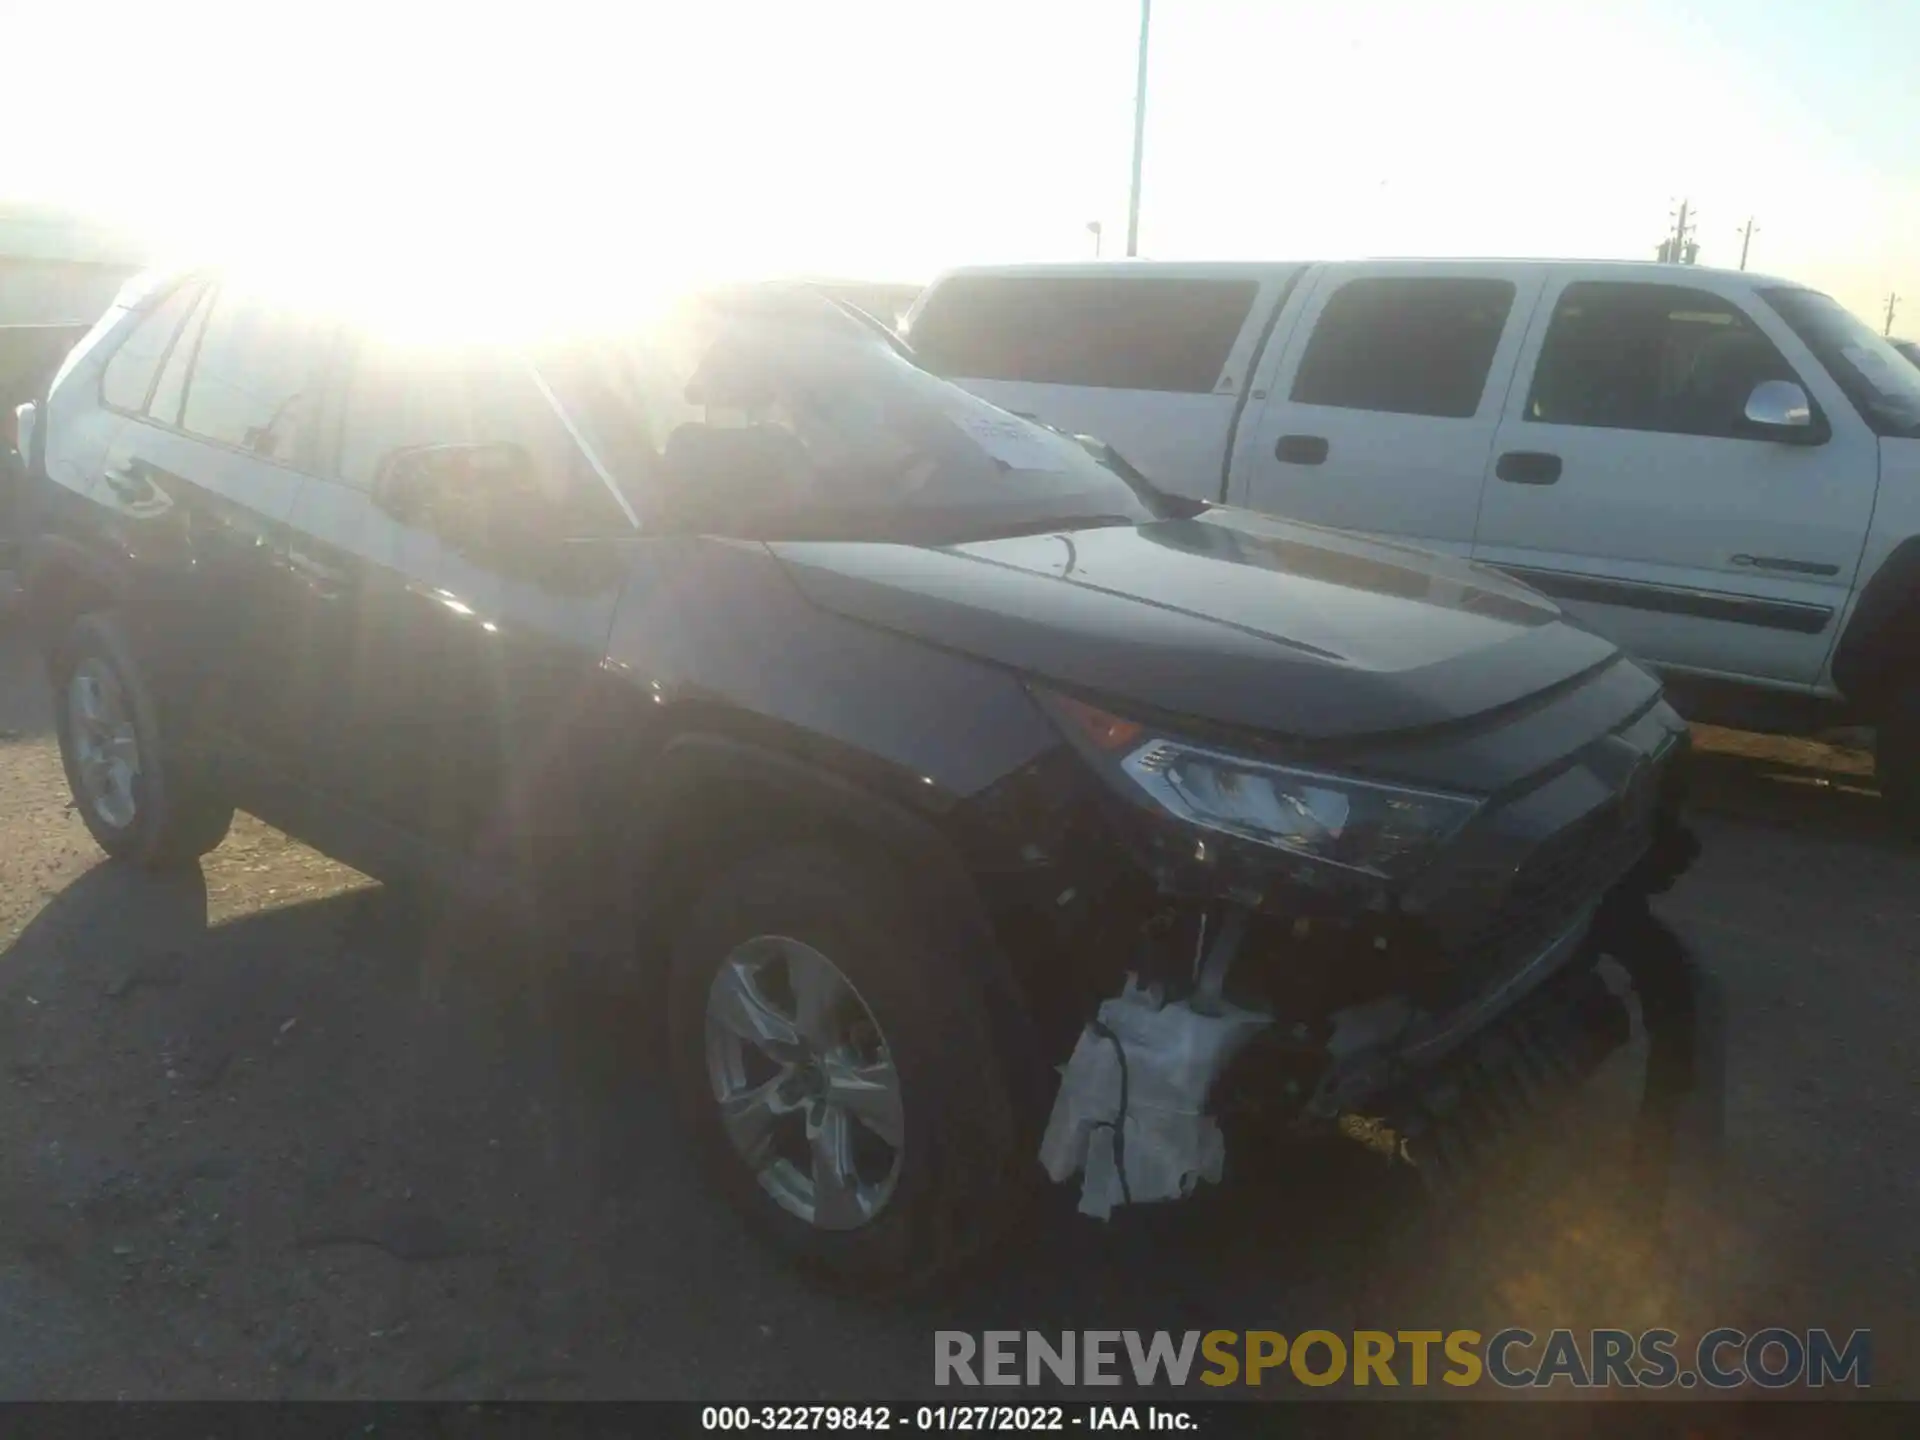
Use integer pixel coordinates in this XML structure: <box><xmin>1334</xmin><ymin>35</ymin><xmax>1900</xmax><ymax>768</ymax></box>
<box><xmin>1875</xmin><ymin>683</ymin><xmax>1920</xmax><ymax>834</ymax></box>
<box><xmin>667</xmin><ymin>843</ymin><xmax>1029</xmax><ymax>1292</ymax></box>
<box><xmin>50</xmin><ymin>610</ymin><xmax>234</xmax><ymax>868</ymax></box>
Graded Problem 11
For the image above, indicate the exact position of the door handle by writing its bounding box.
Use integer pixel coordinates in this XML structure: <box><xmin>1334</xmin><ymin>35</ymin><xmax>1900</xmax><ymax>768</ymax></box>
<box><xmin>101</xmin><ymin>465</ymin><xmax>146</xmax><ymax>499</ymax></box>
<box><xmin>287</xmin><ymin>551</ymin><xmax>348</xmax><ymax>601</ymax></box>
<box><xmin>1495</xmin><ymin>450</ymin><xmax>1562</xmax><ymax>485</ymax></box>
<box><xmin>1275</xmin><ymin>434</ymin><xmax>1329</xmax><ymax>465</ymax></box>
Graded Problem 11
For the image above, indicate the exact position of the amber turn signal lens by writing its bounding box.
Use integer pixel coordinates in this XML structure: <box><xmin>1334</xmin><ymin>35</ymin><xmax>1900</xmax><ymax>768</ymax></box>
<box><xmin>1049</xmin><ymin>693</ymin><xmax>1145</xmax><ymax>753</ymax></box>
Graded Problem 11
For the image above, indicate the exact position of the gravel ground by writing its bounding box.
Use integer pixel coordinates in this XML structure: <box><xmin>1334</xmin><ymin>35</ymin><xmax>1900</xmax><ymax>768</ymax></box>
<box><xmin>0</xmin><ymin>617</ymin><xmax>1913</xmax><ymax>1400</ymax></box>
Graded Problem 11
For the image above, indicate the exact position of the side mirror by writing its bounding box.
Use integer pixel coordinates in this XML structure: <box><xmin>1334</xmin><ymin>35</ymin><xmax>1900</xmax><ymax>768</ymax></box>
<box><xmin>1743</xmin><ymin>380</ymin><xmax>1819</xmax><ymax>442</ymax></box>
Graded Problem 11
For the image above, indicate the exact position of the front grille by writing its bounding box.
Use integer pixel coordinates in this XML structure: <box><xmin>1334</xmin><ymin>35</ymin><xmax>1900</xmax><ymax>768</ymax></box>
<box><xmin>1445</xmin><ymin>785</ymin><xmax>1656</xmax><ymax>998</ymax></box>
<box><xmin>1392</xmin><ymin>962</ymin><xmax>1633</xmax><ymax>1197</ymax></box>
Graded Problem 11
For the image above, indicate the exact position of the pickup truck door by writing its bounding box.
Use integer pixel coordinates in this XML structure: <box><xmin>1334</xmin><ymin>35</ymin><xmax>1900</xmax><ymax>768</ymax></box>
<box><xmin>1470</xmin><ymin>271</ymin><xmax>1879</xmax><ymax>687</ymax></box>
<box><xmin>1228</xmin><ymin>263</ymin><xmax>1543</xmax><ymax>554</ymax></box>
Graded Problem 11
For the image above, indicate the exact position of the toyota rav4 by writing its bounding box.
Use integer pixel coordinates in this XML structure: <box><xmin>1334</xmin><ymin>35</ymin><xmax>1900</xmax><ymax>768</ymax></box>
<box><xmin>14</xmin><ymin>272</ymin><xmax>1694</xmax><ymax>1288</ymax></box>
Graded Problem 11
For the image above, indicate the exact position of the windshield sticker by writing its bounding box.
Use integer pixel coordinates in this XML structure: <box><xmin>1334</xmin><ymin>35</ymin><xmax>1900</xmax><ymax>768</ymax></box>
<box><xmin>954</xmin><ymin>412</ymin><xmax>1070</xmax><ymax>472</ymax></box>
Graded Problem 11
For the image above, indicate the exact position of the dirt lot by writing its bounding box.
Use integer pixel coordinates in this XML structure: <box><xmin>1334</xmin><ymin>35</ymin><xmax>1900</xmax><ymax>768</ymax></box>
<box><xmin>0</xmin><ymin>616</ymin><xmax>1913</xmax><ymax>1400</ymax></box>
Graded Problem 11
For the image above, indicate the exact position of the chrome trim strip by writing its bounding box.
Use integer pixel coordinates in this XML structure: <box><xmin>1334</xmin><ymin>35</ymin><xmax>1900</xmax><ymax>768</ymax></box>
<box><xmin>1502</xmin><ymin>564</ymin><xmax>1833</xmax><ymax>635</ymax></box>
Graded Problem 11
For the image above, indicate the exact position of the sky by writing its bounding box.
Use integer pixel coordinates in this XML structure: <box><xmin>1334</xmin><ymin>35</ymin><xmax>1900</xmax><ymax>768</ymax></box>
<box><xmin>2</xmin><ymin>0</ymin><xmax>1912</xmax><ymax>331</ymax></box>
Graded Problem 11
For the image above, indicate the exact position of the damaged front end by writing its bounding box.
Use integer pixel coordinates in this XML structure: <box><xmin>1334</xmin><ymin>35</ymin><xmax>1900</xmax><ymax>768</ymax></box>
<box><xmin>979</xmin><ymin>681</ymin><xmax>1698</xmax><ymax>1220</ymax></box>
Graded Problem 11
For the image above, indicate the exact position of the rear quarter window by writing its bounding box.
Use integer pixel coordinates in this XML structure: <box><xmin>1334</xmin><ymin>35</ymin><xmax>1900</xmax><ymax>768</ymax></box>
<box><xmin>907</xmin><ymin>275</ymin><xmax>1259</xmax><ymax>393</ymax></box>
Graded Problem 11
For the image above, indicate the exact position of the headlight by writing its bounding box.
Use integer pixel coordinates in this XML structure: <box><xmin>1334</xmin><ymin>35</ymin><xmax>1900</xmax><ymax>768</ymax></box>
<box><xmin>1041</xmin><ymin>691</ymin><xmax>1482</xmax><ymax>878</ymax></box>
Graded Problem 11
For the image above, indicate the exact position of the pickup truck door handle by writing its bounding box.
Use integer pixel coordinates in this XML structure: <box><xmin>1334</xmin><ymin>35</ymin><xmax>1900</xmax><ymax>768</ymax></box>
<box><xmin>1275</xmin><ymin>434</ymin><xmax>1329</xmax><ymax>465</ymax></box>
<box><xmin>1495</xmin><ymin>450</ymin><xmax>1563</xmax><ymax>485</ymax></box>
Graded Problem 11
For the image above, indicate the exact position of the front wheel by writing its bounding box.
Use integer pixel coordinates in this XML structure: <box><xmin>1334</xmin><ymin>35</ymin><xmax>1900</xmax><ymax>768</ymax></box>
<box><xmin>1875</xmin><ymin>683</ymin><xmax>1920</xmax><ymax>835</ymax></box>
<box><xmin>50</xmin><ymin>611</ymin><xmax>234</xmax><ymax>867</ymax></box>
<box><xmin>666</xmin><ymin>844</ymin><xmax>1029</xmax><ymax>1292</ymax></box>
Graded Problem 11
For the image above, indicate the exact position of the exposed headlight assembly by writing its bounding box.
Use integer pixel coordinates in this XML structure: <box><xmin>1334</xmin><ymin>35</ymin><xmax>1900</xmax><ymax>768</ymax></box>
<box><xmin>1041</xmin><ymin>691</ymin><xmax>1482</xmax><ymax>879</ymax></box>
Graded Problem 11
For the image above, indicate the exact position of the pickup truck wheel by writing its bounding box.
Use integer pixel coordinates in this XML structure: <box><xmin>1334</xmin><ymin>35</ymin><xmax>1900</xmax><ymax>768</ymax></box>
<box><xmin>1876</xmin><ymin>685</ymin><xmax>1920</xmax><ymax>834</ymax></box>
<box><xmin>50</xmin><ymin>611</ymin><xmax>234</xmax><ymax>867</ymax></box>
<box><xmin>666</xmin><ymin>843</ymin><xmax>1027</xmax><ymax>1292</ymax></box>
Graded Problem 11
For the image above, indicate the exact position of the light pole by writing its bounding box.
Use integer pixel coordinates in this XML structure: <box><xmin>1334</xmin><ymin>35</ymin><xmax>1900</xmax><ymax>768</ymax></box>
<box><xmin>1737</xmin><ymin>217</ymin><xmax>1758</xmax><ymax>271</ymax></box>
<box><xmin>1125</xmin><ymin>0</ymin><xmax>1151</xmax><ymax>257</ymax></box>
<box><xmin>1087</xmin><ymin>220</ymin><xmax>1103</xmax><ymax>257</ymax></box>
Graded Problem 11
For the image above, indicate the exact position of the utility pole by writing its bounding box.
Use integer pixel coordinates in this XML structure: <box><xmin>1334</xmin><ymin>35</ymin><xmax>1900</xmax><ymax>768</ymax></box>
<box><xmin>1737</xmin><ymin>216</ymin><xmax>1758</xmax><ymax>271</ymax></box>
<box><xmin>1657</xmin><ymin>199</ymin><xmax>1697</xmax><ymax>263</ymax></box>
<box><xmin>1125</xmin><ymin>0</ymin><xmax>1151</xmax><ymax>257</ymax></box>
<box><xmin>1888</xmin><ymin>293</ymin><xmax>1902</xmax><ymax>337</ymax></box>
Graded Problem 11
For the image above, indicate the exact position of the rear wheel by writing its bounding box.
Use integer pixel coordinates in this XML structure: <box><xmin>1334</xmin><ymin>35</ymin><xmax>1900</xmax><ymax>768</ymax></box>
<box><xmin>666</xmin><ymin>843</ymin><xmax>1028</xmax><ymax>1291</ymax></box>
<box><xmin>50</xmin><ymin>611</ymin><xmax>234</xmax><ymax>867</ymax></box>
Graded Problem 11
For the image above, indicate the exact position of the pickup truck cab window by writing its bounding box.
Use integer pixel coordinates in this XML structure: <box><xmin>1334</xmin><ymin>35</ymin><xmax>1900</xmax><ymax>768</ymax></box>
<box><xmin>1289</xmin><ymin>276</ymin><xmax>1517</xmax><ymax>420</ymax></box>
<box><xmin>908</xmin><ymin>274</ymin><xmax>1260</xmax><ymax>394</ymax></box>
<box><xmin>1527</xmin><ymin>282</ymin><xmax>1803</xmax><ymax>440</ymax></box>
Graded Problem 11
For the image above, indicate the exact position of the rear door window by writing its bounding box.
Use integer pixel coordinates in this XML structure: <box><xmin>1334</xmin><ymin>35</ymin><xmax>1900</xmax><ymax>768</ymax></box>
<box><xmin>178</xmin><ymin>290</ymin><xmax>333</xmax><ymax>468</ymax></box>
<box><xmin>100</xmin><ymin>282</ymin><xmax>202</xmax><ymax>413</ymax></box>
<box><xmin>907</xmin><ymin>275</ymin><xmax>1259</xmax><ymax>393</ymax></box>
<box><xmin>147</xmin><ymin>286</ymin><xmax>214</xmax><ymax>427</ymax></box>
<box><xmin>1528</xmin><ymin>282</ymin><xmax>1803</xmax><ymax>438</ymax></box>
<box><xmin>1290</xmin><ymin>276</ymin><xmax>1517</xmax><ymax>418</ymax></box>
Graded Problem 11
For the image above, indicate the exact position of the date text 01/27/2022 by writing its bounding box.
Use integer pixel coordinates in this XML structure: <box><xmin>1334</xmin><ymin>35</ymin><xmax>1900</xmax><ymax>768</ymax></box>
<box><xmin>700</xmin><ymin>1405</ymin><xmax>1196</xmax><ymax>1432</ymax></box>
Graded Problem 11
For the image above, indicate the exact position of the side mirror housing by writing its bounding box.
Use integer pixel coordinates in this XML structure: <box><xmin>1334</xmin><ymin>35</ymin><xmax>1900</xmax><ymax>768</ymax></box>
<box><xmin>1743</xmin><ymin>380</ymin><xmax>1823</xmax><ymax>444</ymax></box>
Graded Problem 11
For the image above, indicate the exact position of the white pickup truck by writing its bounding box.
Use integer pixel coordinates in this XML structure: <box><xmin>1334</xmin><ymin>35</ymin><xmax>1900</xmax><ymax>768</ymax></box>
<box><xmin>903</xmin><ymin>258</ymin><xmax>1920</xmax><ymax>820</ymax></box>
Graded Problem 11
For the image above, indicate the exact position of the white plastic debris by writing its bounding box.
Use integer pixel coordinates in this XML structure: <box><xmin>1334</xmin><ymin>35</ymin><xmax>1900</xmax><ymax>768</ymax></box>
<box><xmin>1037</xmin><ymin>977</ymin><xmax>1271</xmax><ymax>1219</ymax></box>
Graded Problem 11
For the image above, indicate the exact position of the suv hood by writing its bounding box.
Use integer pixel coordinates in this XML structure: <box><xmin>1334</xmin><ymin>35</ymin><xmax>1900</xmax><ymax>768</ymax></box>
<box><xmin>769</xmin><ymin>509</ymin><xmax>1622</xmax><ymax>741</ymax></box>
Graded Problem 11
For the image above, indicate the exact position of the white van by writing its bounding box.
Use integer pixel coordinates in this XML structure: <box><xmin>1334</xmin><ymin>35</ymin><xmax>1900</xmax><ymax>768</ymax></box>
<box><xmin>902</xmin><ymin>258</ymin><xmax>1920</xmax><ymax>816</ymax></box>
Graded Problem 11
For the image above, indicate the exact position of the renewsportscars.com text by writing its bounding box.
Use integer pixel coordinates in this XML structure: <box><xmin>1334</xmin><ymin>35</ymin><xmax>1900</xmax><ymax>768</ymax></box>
<box><xmin>934</xmin><ymin>1328</ymin><xmax>1871</xmax><ymax>1390</ymax></box>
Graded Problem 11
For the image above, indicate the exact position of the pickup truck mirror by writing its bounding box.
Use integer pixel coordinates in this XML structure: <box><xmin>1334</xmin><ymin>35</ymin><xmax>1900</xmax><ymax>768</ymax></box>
<box><xmin>1743</xmin><ymin>380</ymin><xmax>1820</xmax><ymax>443</ymax></box>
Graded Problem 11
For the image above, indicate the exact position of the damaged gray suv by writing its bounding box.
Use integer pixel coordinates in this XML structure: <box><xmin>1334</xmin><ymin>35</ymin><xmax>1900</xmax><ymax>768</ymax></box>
<box><xmin>18</xmin><ymin>273</ymin><xmax>1695</xmax><ymax>1289</ymax></box>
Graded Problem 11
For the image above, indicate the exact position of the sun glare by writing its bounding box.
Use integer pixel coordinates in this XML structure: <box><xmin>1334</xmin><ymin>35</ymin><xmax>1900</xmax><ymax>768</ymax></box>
<box><xmin>0</xmin><ymin>0</ymin><xmax>1910</xmax><ymax>326</ymax></box>
<box><xmin>170</xmin><ymin>192</ymin><xmax>761</xmax><ymax>349</ymax></box>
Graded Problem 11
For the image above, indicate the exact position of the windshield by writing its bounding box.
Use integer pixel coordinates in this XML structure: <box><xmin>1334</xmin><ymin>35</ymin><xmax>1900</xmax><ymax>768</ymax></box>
<box><xmin>536</xmin><ymin>286</ymin><xmax>1161</xmax><ymax>542</ymax></box>
<box><xmin>1760</xmin><ymin>287</ymin><xmax>1920</xmax><ymax>438</ymax></box>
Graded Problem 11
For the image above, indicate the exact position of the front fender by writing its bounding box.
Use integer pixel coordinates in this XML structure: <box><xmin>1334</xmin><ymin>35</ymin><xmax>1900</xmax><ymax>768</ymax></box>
<box><xmin>628</xmin><ymin>728</ymin><xmax>981</xmax><ymax>906</ymax></box>
<box><xmin>1831</xmin><ymin>534</ymin><xmax>1920</xmax><ymax>707</ymax></box>
<box><xmin>624</xmin><ymin>728</ymin><xmax>1053</xmax><ymax>1122</ymax></box>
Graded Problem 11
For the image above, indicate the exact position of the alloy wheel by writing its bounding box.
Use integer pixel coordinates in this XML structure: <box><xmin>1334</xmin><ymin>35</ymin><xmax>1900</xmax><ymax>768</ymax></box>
<box><xmin>704</xmin><ymin>934</ymin><xmax>905</xmax><ymax>1230</ymax></box>
<box><xmin>66</xmin><ymin>658</ymin><xmax>141</xmax><ymax>830</ymax></box>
